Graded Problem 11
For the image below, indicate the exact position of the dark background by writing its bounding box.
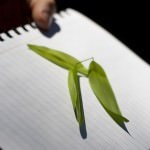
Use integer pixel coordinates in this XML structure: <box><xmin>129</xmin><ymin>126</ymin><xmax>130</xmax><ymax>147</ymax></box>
<box><xmin>0</xmin><ymin>0</ymin><xmax>149</xmax><ymax>64</ymax></box>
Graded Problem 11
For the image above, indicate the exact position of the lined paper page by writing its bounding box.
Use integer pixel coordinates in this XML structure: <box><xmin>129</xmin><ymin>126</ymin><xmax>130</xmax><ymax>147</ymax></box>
<box><xmin>0</xmin><ymin>9</ymin><xmax>150</xmax><ymax>150</ymax></box>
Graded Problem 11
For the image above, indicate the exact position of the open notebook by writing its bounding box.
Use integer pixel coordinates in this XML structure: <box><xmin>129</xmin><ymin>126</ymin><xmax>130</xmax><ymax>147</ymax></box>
<box><xmin>0</xmin><ymin>9</ymin><xmax>150</xmax><ymax>150</ymax></box>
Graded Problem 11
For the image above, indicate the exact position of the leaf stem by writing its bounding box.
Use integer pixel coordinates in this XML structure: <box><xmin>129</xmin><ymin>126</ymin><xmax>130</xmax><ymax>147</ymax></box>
<box><xmin>75</xmin><ymin>57</ymin><xmax>94</xmax><ymax>67</ymax></box>
<box><xmin>75</xmin><ymin>57</ymin><xmax>94</xmax><ymax>77</ymax></box>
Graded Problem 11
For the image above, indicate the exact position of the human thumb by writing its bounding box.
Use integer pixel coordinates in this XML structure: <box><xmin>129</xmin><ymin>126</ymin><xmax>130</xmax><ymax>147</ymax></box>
<box><xmin>30</xmin><ymin>0</ymin><xmax>56</xmax><ymax>30</ymax></box>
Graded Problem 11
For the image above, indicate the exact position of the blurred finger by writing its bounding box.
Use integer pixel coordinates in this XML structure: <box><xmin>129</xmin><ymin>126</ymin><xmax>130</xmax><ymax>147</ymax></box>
<box><xmin>30</xmin><ymin>0</ymin><xmax>56</xmax><ymax>30</ymax></box>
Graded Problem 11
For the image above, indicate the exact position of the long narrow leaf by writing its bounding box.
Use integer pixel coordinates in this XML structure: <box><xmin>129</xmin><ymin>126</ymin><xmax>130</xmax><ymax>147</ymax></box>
<box><xmin>28</xmin><ymin>44</ymin><xmax>88</xmax><ymax>76</ymax></box>
<box><xmin>68</xmin><ymin>69</ymin><xmax>85</xmax><ymax>127</ymax></box>
<box><xmin>88</xmin><ymin>61</ymin><xmax>129</xmax><ymax>131</ymax></box>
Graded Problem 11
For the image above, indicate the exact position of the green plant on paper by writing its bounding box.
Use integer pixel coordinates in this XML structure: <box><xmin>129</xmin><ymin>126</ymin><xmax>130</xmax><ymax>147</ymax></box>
<box><xmin>28</xmin><ymin>44</ymin><xmax>129</xmax><ymax>136</ymax></box>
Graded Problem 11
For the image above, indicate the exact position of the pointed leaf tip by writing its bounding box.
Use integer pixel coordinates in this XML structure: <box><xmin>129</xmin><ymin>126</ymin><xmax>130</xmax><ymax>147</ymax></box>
<box><xmin>27</xmin><ymin>44</ymin><xmax>88</xmax><ymax>76</ymax></box>
<box><xmin>68</xmin><ymin>69</ymin><xmax>85</xmax><ymax>127</ymax></box>
<box><xmin>88</xmin><ymin>60</ymin><xmax>129</xmax><ymax>130</ymax></box>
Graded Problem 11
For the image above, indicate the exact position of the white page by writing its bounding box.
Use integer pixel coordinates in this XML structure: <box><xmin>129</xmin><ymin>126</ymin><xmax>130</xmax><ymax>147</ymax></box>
<box><xmin>0</xmin><ymin>9</ymin><xmax>150</xmax><ymax>150</ymax></box>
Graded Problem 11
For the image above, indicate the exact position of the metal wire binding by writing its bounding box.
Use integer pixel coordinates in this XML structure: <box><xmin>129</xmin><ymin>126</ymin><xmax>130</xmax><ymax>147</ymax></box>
<box><xmin>0</xmin><ymin>22</ymin><xmax>37</xmax><ymax>42</ymax></box>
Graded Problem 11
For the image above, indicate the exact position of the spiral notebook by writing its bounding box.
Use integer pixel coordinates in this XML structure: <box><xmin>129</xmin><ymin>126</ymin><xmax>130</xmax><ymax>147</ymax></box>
<box><xmin>0</xmin><ymin>9</ymin><xmax>150</xmax><ymax>150</ymax></box>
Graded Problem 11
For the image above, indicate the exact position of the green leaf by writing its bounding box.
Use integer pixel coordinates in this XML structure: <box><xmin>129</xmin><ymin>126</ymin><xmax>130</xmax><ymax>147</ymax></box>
<box><xmin>28</xmin><ymin>44</ymin><xmax>88</xmax><ymax>76</ymax></box>
<box><xmin>68</xmin><ymin>68</ymin><xmax>85</xmax><ymax>127</ymax></box>
<box><xmin>88</xmin><ymin>61</ymin><xmax>129</xmax><ymax>131</ymax></box>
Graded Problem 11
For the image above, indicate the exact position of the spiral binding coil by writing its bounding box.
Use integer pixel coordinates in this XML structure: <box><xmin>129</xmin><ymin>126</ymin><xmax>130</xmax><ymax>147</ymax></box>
<box><xmin>0</xmin><ymin>9</ymin><xmax>73</xmax><ymax>42</ymax></box>
<box><xmin>0</xmin><ymin>22</ymin><xmax>37</xmax><ymax>42</ymax></box>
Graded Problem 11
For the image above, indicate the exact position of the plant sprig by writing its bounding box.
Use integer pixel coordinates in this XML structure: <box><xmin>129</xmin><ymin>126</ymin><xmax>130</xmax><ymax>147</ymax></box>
<box><xmin>28</xmin><ymin>44</ymin><xmax>129</xmax><ymax>136</ymax></box>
